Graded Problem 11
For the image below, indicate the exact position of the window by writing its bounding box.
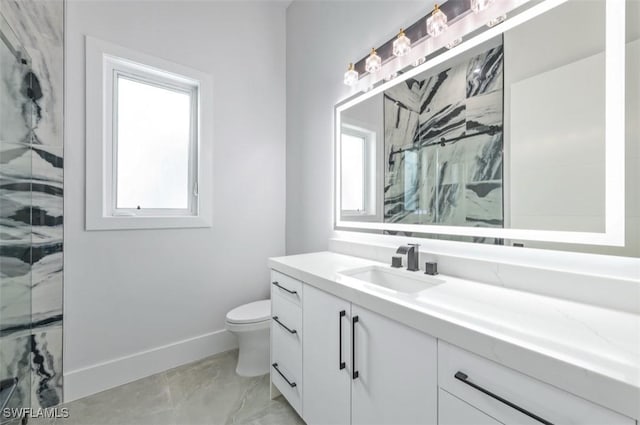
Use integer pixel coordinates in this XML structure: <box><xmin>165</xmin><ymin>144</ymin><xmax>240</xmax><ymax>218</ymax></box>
<box><xmin>340</xmin><ymin>125</ymin><xmax>376</xmax><ymax>217</ymax></box>
<box><xmin>341</xmin><ymin>133</ymin><xmax>365</xmax><ymax>212</ymax></box>
<box><xmin>86</xmin><ymin>37</ymin><xmax>213</xmax><ymax>230</ymax></box>
<box><xmin>113</xmin><ymin>71</ymin><xmax>196</xmax><ymax>214</ymax></box>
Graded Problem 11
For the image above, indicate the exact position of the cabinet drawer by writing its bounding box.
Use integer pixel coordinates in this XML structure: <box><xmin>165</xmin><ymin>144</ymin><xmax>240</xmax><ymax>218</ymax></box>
<box><xmin>271</xmin><ymin>320</ymin><xmax>302</xmax><ymax>415</ymax></box>
<box><xmin>439</xmin><ymin>388</ymin><xmax>502</xmax><ymax>425</ymax></box>
<box><xmin>272</xmin><ymin>290</ymin><xmax>302</xmax><ymax>337</ymax></box>
<box><xmin>271</xmin><ymin>270</ymin><xmax>302</xmax><ymax>306</ymax></box>
<box><xmin>438</xmin><ymin>341</ymin><xmax>634</xmax><ymax>425</ymax></box>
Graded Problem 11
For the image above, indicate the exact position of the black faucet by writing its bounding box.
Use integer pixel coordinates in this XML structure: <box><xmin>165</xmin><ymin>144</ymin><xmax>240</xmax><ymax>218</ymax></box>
<box><xmin>396</xmin><ymin>244</ymin><xmax>420</xmax><ymax>272</ymax></box>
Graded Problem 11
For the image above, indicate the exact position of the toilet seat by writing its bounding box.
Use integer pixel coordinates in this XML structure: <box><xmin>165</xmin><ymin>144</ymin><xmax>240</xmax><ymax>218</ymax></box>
<box><xmin>226</xmin><ymin>299</ymin><xmax>270</xmax><ymax>325</ymax></box>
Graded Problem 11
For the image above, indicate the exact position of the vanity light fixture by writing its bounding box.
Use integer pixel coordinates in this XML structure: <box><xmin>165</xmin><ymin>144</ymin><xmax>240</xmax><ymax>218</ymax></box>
<box><xmin>426</xmin><ymin>3</ymin><xmax>448</xmax><ymax>38</ymax></box>
<box><xmin>344</xmin><ymin>0</ymin><xmax>512</xmax><ymax>88</ymax></box>
<box><xmin>471</xmin><ymin>0</ymin><xmax>495</xmax><ymax>14</ymax></box>
<box><xmin>392</xmin><ymin>28</ymin><xmax>412</xmax><ymax>57</ymax></box>
<box><xmin>413</xmin><ymin>57</ymin><xmax>426</xmax><ymax>67</ymax></box>
<box><xmin>343</xmin><ymin>63</ymin><xmax>359</xmax><ymax>86</ymax></box>
<box><xmin>445</xmin><ymin>37</ymin><xmax>463</xmax><ymax>49</ymax></box>
<box><xmin>487</xmin><ymin>14</ymin><xmax>507</xmax><ymax>27</ymax></box>
<box><xmin>365</xmin><ymin>48</ymin><xmax>382</xmax><ymax>73</ymax></box>
<box><xmin>384</xmin><ymin>72</ymin><xmax>399</xmax><ymax>82</ymax></box>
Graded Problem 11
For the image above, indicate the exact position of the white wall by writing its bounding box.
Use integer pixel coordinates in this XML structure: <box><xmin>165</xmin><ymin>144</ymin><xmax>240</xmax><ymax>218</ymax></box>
<box><xmin>504</xmin><ymin>0</ymin><xmax>606</xmax><ymax>235</ymax></box>
<box><xmin>286</xmin><ymin>0</ymin><xmax>429</xmax><ymax>254</ymax></box>
<box><xmin>64</xmin><ymin>0</ymin><xmax>286</xmax><ymax>400</ymax></box>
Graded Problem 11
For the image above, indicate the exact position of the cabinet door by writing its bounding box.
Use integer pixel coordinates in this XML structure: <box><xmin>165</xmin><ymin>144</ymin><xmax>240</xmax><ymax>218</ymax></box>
<box><xmin>439</xmin><ymin>389</ymin><xmax>503</xmax><ymax>425</ymax></box>
<box><xmin>303</xmin><ymin>285</ymin><xmax>352</xmax><ymax>425</ymax></box>
<box><xmin>351</xmin><ymin>304</ymin><xmax>437</xmax><ymax>425</ymax></box>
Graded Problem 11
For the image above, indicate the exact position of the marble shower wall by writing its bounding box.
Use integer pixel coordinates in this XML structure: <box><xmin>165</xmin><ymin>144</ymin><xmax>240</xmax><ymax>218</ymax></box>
<box><xmin>384</xmin><ymin>45</ymin><xmax>504</xmax><ymax>229</ymax></box>
<box><xmin>0</xmin><ymin>0</ymin><xmax>64</xmax><ymax>411</ymax></box>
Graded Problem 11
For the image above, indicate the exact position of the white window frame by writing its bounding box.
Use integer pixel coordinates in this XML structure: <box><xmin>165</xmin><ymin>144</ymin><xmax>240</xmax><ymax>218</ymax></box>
<box><xmin>340</xmin><ymin>124</ymin><xmax>377</xmax><ymax>219</ymax></box>
<box><xmin>85</xmin><ymin>36</ymin><xmax>213</xmax><ymax>230</ymax></box>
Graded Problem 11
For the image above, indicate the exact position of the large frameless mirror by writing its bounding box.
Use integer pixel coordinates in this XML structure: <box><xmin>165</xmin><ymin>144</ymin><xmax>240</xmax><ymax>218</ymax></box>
<box><xmin>336</xmin><ymin>0</ymin><xmax>638</xmax><ymax>257</ymax></box>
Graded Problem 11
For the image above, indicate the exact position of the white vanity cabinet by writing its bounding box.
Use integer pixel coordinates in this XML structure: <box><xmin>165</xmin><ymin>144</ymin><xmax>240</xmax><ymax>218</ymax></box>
<box><xmin>302</xmin><ymin>284</ymin><xmax>438</xmax><ymax>425</ymax></box>
<box><xmin>270</xmin><ymin>271</ymin><xmax>304</xmax><ymax>415</ymax></box>
<box><xmin>438</xmin><ymin>341</ymin><xmax>635</xmax><ymax>425</ymax></box>
<box><xmin>270</xmin><ymin>267</ymin><xmax>637</xmax><ymax>425</ymax></box>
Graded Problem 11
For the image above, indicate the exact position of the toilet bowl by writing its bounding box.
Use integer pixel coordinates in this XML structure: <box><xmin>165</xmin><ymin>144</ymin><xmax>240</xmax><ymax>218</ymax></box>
<box><xmin>225</xmin><ymin>299</ymin><xmax>270</xmax><ymax>377</ymax></box>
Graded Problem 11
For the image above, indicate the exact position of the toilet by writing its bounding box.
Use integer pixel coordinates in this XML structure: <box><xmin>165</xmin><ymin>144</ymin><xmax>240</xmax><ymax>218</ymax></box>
<box><xmin>225</xmin><ymin>299</ymin><xmax>271</xmax><ymax>377</ymax></box>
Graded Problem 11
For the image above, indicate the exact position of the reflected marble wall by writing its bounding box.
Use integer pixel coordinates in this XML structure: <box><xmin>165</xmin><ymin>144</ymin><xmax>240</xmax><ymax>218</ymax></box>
<box><xmin>384</xmin><ymin>45</ymin><xmax>504</xmax><ymax>229</ymax></box>
<box><xmin>0</xmin><ymin>0</ymin><xmax>64</xmax><ymax>410</ymax></box>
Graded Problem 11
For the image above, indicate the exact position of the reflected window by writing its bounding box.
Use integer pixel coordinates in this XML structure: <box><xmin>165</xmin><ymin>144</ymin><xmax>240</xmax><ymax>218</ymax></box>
<box><xmin>341</xmin><ymin>133</ymin><xmax>365</xmax><ymax>211</ymax></box>
<box><xmin>341</xmin><ymin>125</ymin><xmax>376</xmax><ymax>216</ymax></box>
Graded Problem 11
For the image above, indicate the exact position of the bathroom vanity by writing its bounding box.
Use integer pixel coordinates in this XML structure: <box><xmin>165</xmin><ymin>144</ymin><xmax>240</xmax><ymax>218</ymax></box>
<box><xmin>268</xmin><ymin>252</ymin><xmax>639</xmax><ymax>425</ymax></box>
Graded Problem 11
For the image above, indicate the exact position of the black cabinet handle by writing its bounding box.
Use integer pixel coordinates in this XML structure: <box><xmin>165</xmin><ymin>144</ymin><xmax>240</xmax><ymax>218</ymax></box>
<box><xmin>454</xmin><ymin>372</ymin><xmax>554</xmax><ymax>425</ymax></box>
<box><xmin>272</xmin><ymin>281</ymin><xmax>297</xmax><ymax>295</ymax></box>
<box><xmin>272</xmin><ymin>363</ymin><xmax>297</xmax><ymax>388</ymax></box>
<box><xmin>272</xmin><ymin>316</ymin><xmax>297</xmax><ymax>334</ymax></box>
<box><xmin>352</xmin><ymin>315</ymin><xmax>359</xmax><ymax>379</ymax></box>
<box><xmin>339</xmin><ymin>310</ymin><xmax>346</xmax><ymax>370</ymax></box>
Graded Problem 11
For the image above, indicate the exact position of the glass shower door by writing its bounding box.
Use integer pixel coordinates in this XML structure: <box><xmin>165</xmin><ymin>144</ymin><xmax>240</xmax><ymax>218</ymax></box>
<box><xmin>0</xmin><ymin>12</ymin><xmax>33</xmax><ymax>420</ymax></box>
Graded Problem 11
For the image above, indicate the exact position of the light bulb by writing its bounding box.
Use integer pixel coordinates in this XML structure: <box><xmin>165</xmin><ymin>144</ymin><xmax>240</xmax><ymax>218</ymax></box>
<box><xmin>384</xmin><ymin>72</ymin><xmax>398</xmax><ymax>82</ymax></box>
<box><xmin>365</xmin><ymin>48</ymin><xmax>382</xmax><ymax>74</ymax></box>
<box><xmin>426</xmin><ymin>4</ymin><xmax>448</xmax><ymax>37</ymax></box>
<box><xmin>487</xmin><ymin>14</ymin><xmax>506</xmax><ymax>27</ymax></box>
<box><xmin>445</xmin><ymin>37</ymin><xmax>462</xmax><ymax>49</ymax></box>
<box><xmin>392</xmin><ymin>28</ymin><xmax>411</xmax><ymax>57</ymax></box>
<box><xmin>471</xmin><ymin>0</ymin><xmax>495</xmax><ymax>14</ymax></box>
<box><xmin>343</xmin><ymin>63</ymin><xmax>359</xmax><ymax>86</ymax></box>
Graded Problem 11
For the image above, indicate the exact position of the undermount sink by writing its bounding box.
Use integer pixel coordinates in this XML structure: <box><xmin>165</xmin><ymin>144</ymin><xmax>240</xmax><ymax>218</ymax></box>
<box><xmin>339</xmin><ymin>265</ymin><xmax>444</xmax><ymax>295</ymax></box>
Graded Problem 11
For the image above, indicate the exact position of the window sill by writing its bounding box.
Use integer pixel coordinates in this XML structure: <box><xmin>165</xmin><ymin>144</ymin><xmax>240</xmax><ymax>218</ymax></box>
<box><xmin>85</xmin><ymin>214</ymin><xmax>212</xmax><ymax>231</ymax></box>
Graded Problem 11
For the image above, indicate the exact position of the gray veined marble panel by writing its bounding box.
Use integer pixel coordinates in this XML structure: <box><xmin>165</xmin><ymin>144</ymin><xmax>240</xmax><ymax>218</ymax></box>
<box><xmin>31</xmin><ymin>327</ymin><xmax>62</xmax><ymax>409</ymax></box>
<box><xmin>384</xmin><ymin>43</ymin><xmax>504</xmax><ymax>228</ymax></box>
<box><xmin>0</xmin><ymin>0</ymin><xmax>64</xmax><ymax>147</ymax></box>
<box><xmin>466</xmin><ymin>45</ymin><xmax>504</xmax><ymax>98</ymax></box>
<box><xmin>1</xmin><ymin>144</ymin><xmax>63</xmax><ymax>335</ymax></box>
<box><xmin>0</xmin><ymin>145</ymin><xmax>63</xmax><ymax>412</ymax></box>
<box><xmin>0</xmin><ymin>23</ymin><xmax>31</xmax><ymax>146</ymax></box>
<box><xmin>466</xmin><ymin>182</ymin><xmax>503</xmax><ymax>226</ymax></box>
<box><xmin>30</xmin><ymin>145</ymin><xmax>63</xmax><ymax>332</ymax></box>
<box><xmin>0</xmin><ymin>327</ymin><xmax>62</xmax><ymax>416</ymax></box>
<box><xmin>465</xmin><ymin>90</ymin><xmax>503</xmax><ymax>130</ymax></box>
<box><xmin>1</xmin><ymin>143</ymin><xmax>33</xmax><ymax>334</ymax></box>
<box><xmin>0</xmin><ymin>333</ymin><xmax>31</xmax><ymax>411</ymax></box>
<box><xmin>0</xmin><ymin>0</ymin><xmax>64</xmax><ymax>413</ymax></box>
<box><xmin>468</xmin><ymin>133</ymin><xmax>503</xmax><ymax>183</ymax></box>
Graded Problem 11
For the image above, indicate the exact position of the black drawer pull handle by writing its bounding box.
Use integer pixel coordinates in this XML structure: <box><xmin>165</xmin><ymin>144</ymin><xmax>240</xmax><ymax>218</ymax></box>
<box><xmin>352</xmin><ymin>315</ymin><xmax>359</xmax><ymax>379</ymax></box>
<box><xmin>454</xmin><ymin>372</ymin><xmax>554</xmax><ymax>425</ymax></box>
<box><xmin>272</xmin><ymin>363</ymin><xmax>297</xmax><ymax>387</ymax></box>
<box><xmin>272</xmin><ymin>316</ymin><xmax>297</xmax><ymax>334</ymax></box>
<box><xmin>272</xmin><ymin>281</ymin><xmax>297</xmax><ymax>295</ymax></box>
<box><xmin>339</xmin><ymin>310</ymin><xmax>346</xmax><ymax>370</ymax></box>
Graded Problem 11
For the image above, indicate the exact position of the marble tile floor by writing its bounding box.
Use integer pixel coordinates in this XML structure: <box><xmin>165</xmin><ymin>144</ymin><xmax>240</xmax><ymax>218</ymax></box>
<box><xmin>28</xmin><ymin>350</ymin><xmax>304</xmax><ymax>425</ymax></box>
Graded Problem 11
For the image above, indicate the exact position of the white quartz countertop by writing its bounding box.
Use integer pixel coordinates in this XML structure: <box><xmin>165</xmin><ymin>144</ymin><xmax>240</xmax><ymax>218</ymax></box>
<box><xmin>269</xmin><ymin>251</ymin><xmax>640</xmax><ymax>420</ymax></box>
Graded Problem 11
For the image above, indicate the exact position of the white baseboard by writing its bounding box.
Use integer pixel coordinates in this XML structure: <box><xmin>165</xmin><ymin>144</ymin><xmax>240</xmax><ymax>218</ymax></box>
<box><xmin>64</xmin><ymin>329</ymin><xmax>238</xmax><ymax>402</ymax></box>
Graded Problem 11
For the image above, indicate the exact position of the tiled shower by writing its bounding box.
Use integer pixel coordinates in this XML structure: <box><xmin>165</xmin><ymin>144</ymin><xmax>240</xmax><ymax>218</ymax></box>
<box><xmin>0</xmin><ymin>0</ymin><xmax>64</xmax><ymax>418</ymax></box>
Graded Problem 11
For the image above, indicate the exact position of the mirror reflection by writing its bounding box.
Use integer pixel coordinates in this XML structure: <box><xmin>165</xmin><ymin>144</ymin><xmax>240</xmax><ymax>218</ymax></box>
<box><xmin>338</xmin><ymin>0</ymin><xmax>638</xmax><ymax>256</ymax></box>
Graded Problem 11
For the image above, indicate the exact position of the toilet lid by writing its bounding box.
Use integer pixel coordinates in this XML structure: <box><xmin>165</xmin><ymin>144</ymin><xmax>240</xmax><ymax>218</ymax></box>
<box><xmin>226</xmin><ymin>299</ymin><xmax>271</xmax><ymax>324</ymax></box>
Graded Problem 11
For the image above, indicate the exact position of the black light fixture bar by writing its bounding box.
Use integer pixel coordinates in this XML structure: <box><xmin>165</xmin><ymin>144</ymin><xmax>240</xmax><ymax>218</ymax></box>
<box><xmin>353</xmin><ymin>0</ymin><xmax>471</xmax><ymax>76</ymax></box>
